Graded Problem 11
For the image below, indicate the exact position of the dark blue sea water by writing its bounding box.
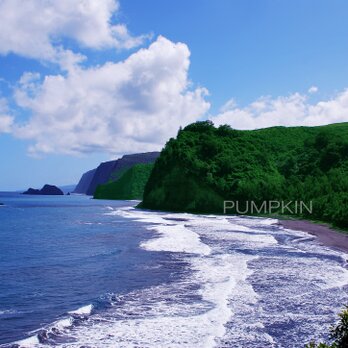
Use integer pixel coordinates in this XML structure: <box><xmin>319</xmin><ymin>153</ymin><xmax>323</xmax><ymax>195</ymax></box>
<box><xmin>0</xmin><ymin>194</ymin><xmax>177</xmax><ymax>346</ymax></box>
<box><xmin>0</xmin><ymin>193</ymin><xmax>348</xmax><ymax>347</ymax></box>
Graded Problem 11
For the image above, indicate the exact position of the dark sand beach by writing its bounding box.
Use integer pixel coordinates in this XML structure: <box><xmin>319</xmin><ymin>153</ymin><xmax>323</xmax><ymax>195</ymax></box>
<box><xmin>281</xmin><ymin>220</ymin><xmax>348</xmax><ymax>253</ymax></box>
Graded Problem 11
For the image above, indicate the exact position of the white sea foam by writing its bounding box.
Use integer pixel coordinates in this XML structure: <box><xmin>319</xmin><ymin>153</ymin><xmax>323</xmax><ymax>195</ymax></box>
<box><xmin>68</xmin><ymin>304</ymin><xmax>93</xmax><ymax>316</ymax></box>
<box><xmin>54</xmin><ymin>317</ymin><xmax>73</xmax><ymax>330</ymax></box>
<box><xmin>111</xmin><ymin>208</ymin><xmax>211</xmax><ymax>255</ymax></box>
<box><xmin>225</xmin><ymin>231</ymin><xmax>277</xmax><ymax>245</ymax></box>
<box><xmin>189</xmin><ymin>253</ymin><xmax>258</xmax><ymax>345</ymax></box>
<box><xmin>24</xmin><ymin>208</ymin><xmax>257</xmax><ymax>347</ymax></box>
<box><xmin>38</xmin><ymin>253</ymin><xmax>257</xmax><ymax>348</ymax></box>
<box><xmin>14</xmin><ymin>334</ymin><xmax>40</xmax><ymax>347</ymax></box>
<box><xmin>106</xmin><ymin>207</ymin><xmax>165</xmax><ymax>225</ymax></box>
<box><xmin>186</xmin><ymin>217</ymin><xmax>278</xmax><ymax>248</ymax></box>
<box><xmin>255</xmin><ymin>218</ymin><xmax>279</xmax><ymax>226</ymax></box>
<box><xmin>0</xmin><ymin>309</ymin><xmax>18</xmax><ymax>315</ymax></box>
<box><xmin>8</xmin><ymin>207</ymin><xmax>348</xmax><ymax>348</ymax></box>
<box><xmin>93</xmin><ymin>208</ymin><xmax>258</xmax><ymax>347</ymax></box>
<box><xmin>141</xmin><ymin>224</ymin><xmax>211</xmax><ymax>255</ymax></box>
<box><xmin>229</xmin><ymin>216</ymin><xmax>279</xmax><ymax>227</ymax></box>
<box><xmin>12</xmin><ymin>317</ymin><xmax>74</xmax><ymax>348</ymax></box>
<box><xmin>283</xmin><ymin>227</ymin><xmax>348</xmax><ymax>260</ymax></box>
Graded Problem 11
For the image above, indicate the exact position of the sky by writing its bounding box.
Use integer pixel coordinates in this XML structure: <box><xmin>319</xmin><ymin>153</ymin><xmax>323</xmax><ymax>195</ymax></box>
<box><xmin>1</xmin><ymin>0</ymin><xmax>348</xmax><ymax>190</ymax></box>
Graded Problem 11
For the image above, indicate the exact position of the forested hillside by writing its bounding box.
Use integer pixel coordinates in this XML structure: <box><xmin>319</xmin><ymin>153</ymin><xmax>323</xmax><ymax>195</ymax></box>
<box><xmin>94</xmin><ymin>163</ymin><xmax>154</xmax><ymax>200</ymax></box>
<box><xmin>140</xmin><ymin>121</ymin><xmax>348</xmax><ymax>227</ymax></box>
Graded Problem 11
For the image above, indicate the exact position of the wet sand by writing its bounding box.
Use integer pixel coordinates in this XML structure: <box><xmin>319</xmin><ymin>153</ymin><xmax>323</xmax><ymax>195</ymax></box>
<box><xmin>281</xmin><ymin>219</ymin><xmax>348</xmax><ymax>254</ymax></box>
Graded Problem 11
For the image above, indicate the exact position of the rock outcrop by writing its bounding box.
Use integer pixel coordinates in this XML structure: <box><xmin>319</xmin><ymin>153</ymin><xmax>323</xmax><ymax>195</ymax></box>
<box><xmin>23</xmin><ymin>184</ymin><xmax>64</xmax><ymax>195</ymax></box>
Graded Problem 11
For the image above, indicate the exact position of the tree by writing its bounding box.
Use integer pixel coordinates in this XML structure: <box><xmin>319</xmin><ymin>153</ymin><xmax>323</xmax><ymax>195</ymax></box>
<box><xmin>305</xmin><ymin>306</ymin><xmax>348</xmax><ymax>348</ymax></box>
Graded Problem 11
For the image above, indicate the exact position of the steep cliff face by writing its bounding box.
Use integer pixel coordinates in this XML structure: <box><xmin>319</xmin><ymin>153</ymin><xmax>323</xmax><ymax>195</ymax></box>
<box><xmin>86</xmin><ymin>152</ymin><xmax>160</xmax><ymax>195</ymax></box>
<box><xmin>74</xmin><ymin>152</ymin><xmax>160</xmax><ymax>195</ymax></box>
<box><xmin>86</xmin><ymin>161</ymin><xmax>116</xmax><ymax>196</ymax></box>
<box><xmin>73</xmin><ymin>169</ymin><xmax>97</xmax><ymax>194</ymax></box>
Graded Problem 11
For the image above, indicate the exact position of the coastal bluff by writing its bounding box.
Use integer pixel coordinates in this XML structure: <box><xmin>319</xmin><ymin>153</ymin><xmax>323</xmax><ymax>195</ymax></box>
<box><xmin>74</xmin><ymin>152</ymin><xmax>160</xmax><ymax>196</ymax></box>
<box><xmin>73</xmin><ymin>168</ymin><xmax>96</xmax><ymax>194</ymax></box>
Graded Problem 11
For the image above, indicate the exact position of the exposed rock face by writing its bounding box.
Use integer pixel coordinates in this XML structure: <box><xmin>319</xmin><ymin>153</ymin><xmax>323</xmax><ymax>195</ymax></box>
<box><xmin>23</xmin><ymin>184</ymin><xmax>64</xmax><ymax>195</ymax></box>
<box><xmin>73</xmin><ymin>168</ymin><xmax>96</xmax><ymax>194</ymax></box>
<box><xmin>23</xmin><ymin>188</ymin><xmax>41</xmax><ymax>195</ymax></box>
<box><xmin>74</xmin><ymin>152</ymin><xmax>160</xmax><ymax>195</ymax></box>
<box><xmin>86</xmin><ymin>161</ymin><xmax>117</xmax><ymax>196</ymax></box>
<box><xmin>86</xmin><ymin>152</ymin><xmax>160</xmax><ymax>195</ymax></box>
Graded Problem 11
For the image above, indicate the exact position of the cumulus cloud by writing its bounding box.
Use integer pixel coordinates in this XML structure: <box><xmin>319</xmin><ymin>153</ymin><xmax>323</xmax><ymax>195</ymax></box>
<box><xmin>2</xmin><ymin>1</ymin><xmax>346</xmax><ymax>156</ymax></box>
<box><xmin>0</xmin><ymin>98</ymin><xmax>13</xmax><ymax>133</ymax></box>
<box><xmin>0</xmin><ymin>0</ymin><xmax>147</xmax><ymax>69</ymax></box>
<box><xmin>211</xmin><ymin>89</ymin><xmax>348</xmax><ymax>130</ymax></box>
<box><xmin>13</xmin><ymin>36</ymin><xmax>210</xmax><ymax>155</ymax></box>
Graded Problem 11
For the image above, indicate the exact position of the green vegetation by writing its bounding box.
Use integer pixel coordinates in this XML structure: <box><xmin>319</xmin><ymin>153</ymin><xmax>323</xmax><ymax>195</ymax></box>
<box><xmin>140</xmin><ymin>121</ymin><xmax>348</xmax><ymax>228</ymax></box>
<box><xmin>94</xmin><ymin>163</ymin><xmax>154</xmax><ymax>200</ymax></box>
<box><xmin>305</xmin><ymin>306</ymin><xmax>348</xmax><ymax>347</ymax></box>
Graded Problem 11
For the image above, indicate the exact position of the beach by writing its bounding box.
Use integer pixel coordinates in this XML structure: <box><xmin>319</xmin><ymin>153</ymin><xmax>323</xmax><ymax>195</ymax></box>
<box><xmin>281</xmin><ymin>219</ymin><xmax>348</xmax><ymax>254</ymax></box>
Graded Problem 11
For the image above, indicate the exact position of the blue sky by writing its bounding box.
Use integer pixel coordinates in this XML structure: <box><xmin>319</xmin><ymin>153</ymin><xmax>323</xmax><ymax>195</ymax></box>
<box><xmin>1</xmin><ymin>0</ymin><xmax>348</xmax><ymax>190</ymax></box>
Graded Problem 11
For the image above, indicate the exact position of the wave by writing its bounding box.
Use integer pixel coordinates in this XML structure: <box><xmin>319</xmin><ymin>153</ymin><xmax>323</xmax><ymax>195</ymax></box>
<box><xmin>13</xmin><ymin>334</ymin><xmax>40</xmax><ymax>347</ymax></box>
<box><xmin>6</xmin><ymin>206</ymin><xmax>348</xmax><ymax>347</ymax></box>
<box><xmin>68</xmin><ymin>304</ymin><xmax>93</xmax><ymax>316</ymax></box>
<box><xmin>0</xmin><ymin>309</ymin><xmax>20</xmax><ymax>316</ymax></box>
<box><xmin>91</xmin><ymin>208</ymin><xmax>264</xmax><ymax>347</ymax></box>
<box><xmin>141</xmin><ymin>224</ymin><xmax>211</xmax><ymax>255</ymax></box>
<box><xmin>11</xmin><ymin>307</ymin><xmax>92</xmax><ymax>347</ymax></box>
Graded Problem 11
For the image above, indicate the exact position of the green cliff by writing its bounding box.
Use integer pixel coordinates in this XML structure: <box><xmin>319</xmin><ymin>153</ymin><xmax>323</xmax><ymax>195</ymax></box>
<box><xmin>140</xmin><ymin>121</ymin><xmax>348</xmax><ymax>228</ymax></box>
<box><xmin>94</xmin><ymin>163</ymin><xmax>154</xmax><ymax>200</ymax></box>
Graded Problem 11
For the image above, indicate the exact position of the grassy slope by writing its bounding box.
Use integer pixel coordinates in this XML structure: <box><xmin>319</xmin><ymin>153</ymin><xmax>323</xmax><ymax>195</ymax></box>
<box><xmin>140</xmin><ymin>121</ymin><xmax>348</xmax><ymax>228</ymax></box>
<box><xmin>94</xmin><ymin>163</ymin><xmax>154</xmax><ymax>200</ymax></box>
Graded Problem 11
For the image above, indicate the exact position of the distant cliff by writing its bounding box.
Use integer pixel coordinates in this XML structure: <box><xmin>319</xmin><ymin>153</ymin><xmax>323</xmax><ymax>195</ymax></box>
<box><xmin>94</xmin><ymin>163</ymin><xmax>154</xmax><ymax>200</ymax></box>
<box><xmin>23</xmin><ymin>184</ymin><xmax>64</xmax><ymax>195</ymax></box>
<box><xmin>73</xmin><ymin>169</ymin><xmax>96</xmax><ymax>194</ymax></box>
<box><xmin>74</xmin><ymin>152</ymin><xmax>160</xmax><ymax>195</ymax></box>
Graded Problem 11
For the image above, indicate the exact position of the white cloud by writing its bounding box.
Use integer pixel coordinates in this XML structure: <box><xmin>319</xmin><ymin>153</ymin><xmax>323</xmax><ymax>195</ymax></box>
<box><xmin>211</xmin><ymin>90</ymin><xmax>348</xmax><ymax>130</ymax></box>
<box><xmin>0</xmin><ymin>0</ymin><xmax>147</xmax><ymax>70</ymax></box>
<box><xmin>219</xmin><ymin>98</ymin><xmax>237</xmax><ymax>113</ymax></box>
<box><xmin>0</xmin><ymin>98</ymin><xmax>13</xmax><ymax>133</ymax></box>
<box><xmin>308</xmin><ymin>86</ymin><xmax>319</xmax><ymax>94</ymax></box>
<box><xmin>0</xmin><ymin>115</ymin><xmax>13</xmax><ymax>133</ymax></box>
<box><xmin>13</xmin><ymin>36</ymin><xmax>210</xmax><ymax>155</ymax></box>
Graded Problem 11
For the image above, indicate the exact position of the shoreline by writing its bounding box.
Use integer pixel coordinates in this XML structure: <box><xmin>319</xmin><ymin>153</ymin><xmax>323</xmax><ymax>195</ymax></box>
<box><xmin>136</xmin><ymin>204</ymin><xmax>348</xmax><ymax>254</ymax></box>
<box><xmin>280</xmin><ymin>219</ymin><xmax>348</xmax><ymax>254</ymax></box>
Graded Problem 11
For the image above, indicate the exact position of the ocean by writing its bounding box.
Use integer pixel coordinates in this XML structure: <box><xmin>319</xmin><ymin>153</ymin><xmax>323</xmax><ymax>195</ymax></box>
<box><xmin>0</xmin><ymin>193</ymin><xmax>347</xmax><ymax>347</ymax></box>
